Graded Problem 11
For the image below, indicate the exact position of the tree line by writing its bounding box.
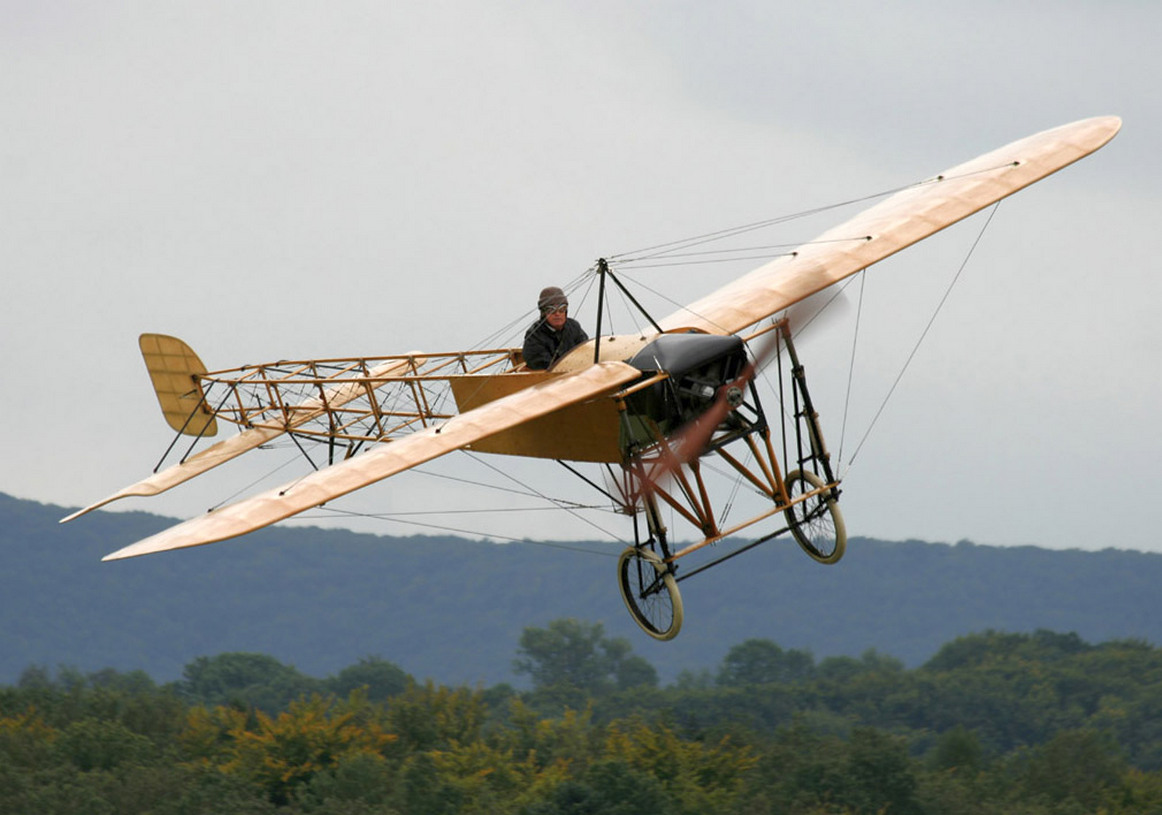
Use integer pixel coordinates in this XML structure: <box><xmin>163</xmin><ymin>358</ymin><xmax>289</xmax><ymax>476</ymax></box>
<box><xmin>4</xmin><ymin>620</ymin><xmax>1162</xmax><ymax>814</ymax></box>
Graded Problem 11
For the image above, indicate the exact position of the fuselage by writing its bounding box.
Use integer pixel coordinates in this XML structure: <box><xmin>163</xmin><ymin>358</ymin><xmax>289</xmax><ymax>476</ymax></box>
<box><xmin>450</xmin><ymin>329</ymin><xmax>747</xmax><ymax>463</ymax></box>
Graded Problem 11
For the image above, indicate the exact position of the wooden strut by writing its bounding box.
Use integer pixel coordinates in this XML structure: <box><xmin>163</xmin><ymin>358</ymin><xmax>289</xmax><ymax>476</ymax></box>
<box><xmin>592</xmin><ymin>257</ymin><xmax>664</xmax><ymax>366</ymax></box>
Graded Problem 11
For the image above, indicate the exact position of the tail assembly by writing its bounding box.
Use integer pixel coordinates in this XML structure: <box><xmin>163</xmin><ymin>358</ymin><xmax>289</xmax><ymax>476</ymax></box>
<box><xmin>140</xmin><ymin>333</ymin><xmax>218</xmax><ymax>438</ymax></box>
<box><xmin>59</xmin><ymin>334</ymin><xmax>220</xmax><ymax>524</ymax></box>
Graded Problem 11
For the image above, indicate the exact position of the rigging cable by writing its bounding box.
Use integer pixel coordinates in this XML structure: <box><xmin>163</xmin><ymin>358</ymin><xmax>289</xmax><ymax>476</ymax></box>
<box><xmin>460</xmin><ymin>449</ymin><xmax>630</xmax><ymax>546</ymax></box>
<box><xmin>607</xmin><ymin>182</ymin><xmax>923</xmax><ymax>263</ymax></box>
<box><xmin>205</xmin><ymin>450</ymin><xmax>311</xmax><ymax>512</ymax></box>
<box><xmin>304</xmin><ymin>505</ymin><xmax>617</xmax><ymax>556</ymax></box>
<box><xmin>837</xmin><ymin>270</ymin><xmax>867</xmax><ymax>468</ymax></box>
<box><xmin>844</xmin><ymin>202</ymin><xmax>1002</xmax><ymax>469</ymax></box>
<box><xmin>412</xmin><ymin>465</ymin><xmax>610</xmax><ymax>513</ymax></box>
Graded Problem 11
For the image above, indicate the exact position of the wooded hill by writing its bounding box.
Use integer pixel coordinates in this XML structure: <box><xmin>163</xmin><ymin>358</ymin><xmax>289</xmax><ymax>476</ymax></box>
<box><xmin>3</xmin><ymin>491</ymin><xmax>1160</xmax><ymax>686</ymax></box>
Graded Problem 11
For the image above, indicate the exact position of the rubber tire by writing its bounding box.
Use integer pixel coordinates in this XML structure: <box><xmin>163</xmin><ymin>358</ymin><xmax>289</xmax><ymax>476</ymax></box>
<box><xmin>618</xmin><ymin>547</ymin><xmax>683</xmax><ymax>641</ymax></box>
<box><xmin>784</xmin><ymin>469</ymin><xmax>847</xmax><ymax>565</ymax></box>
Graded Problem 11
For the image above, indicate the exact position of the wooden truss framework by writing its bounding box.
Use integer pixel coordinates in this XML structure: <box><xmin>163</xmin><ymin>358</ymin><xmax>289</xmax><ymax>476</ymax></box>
<box><xmin>171</xmin><ymin>349</ymin><xmax>526</xmax><ymax>462</ymax></box>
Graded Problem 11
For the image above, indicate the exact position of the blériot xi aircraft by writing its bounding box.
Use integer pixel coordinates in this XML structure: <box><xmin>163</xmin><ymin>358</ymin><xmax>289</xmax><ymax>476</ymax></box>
<box><xmin>63</xmin><ymin>116</ymin><xmax>1121</xmax><ymax>640</ymax></box>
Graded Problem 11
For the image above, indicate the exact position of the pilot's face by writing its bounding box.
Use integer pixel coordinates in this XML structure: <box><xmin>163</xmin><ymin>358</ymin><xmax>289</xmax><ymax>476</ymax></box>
<box><xmin>544</xmin><ymin>304</ymin><xmax>568</xmax><ymax>331</ymax></box>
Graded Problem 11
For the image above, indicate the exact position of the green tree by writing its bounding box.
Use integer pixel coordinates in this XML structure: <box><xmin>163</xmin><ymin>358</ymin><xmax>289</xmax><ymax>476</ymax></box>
<box><xmin>182</xmin><ymin>693</ymin><xmax>395</xmax><ymax>806</ymax></box>
<box><xmin>0</xmin><ymin>708</ymin><xmax>57</xmax><ymax>771</ymax></box>
<box><xmin>384</xmin><ymin>681</ymin><xmax>487</xmax><ymax>752</ymax></box>
<box><xmin>524</xmin><ymin>760</ymin><xmax>672</xmax><ymax>814</ymax></box>
<box><xmin>841</xmin><ymin>727</ymin><xmax>923</xmax><ymax>815</ymax></box>
<box><xmin>924</xmin><ymin>629</ymin><xmax>1091</xmax><ymax>673</ymax></box>
<box><xmin>614</xmin><ymin>655</ymin><xmax>658</xmax><ymax>691</ymax></box>
<box><xmin>513</xmin><ymin>619</ymin><xmax>657</xmax><ymax>698</ymax></box>
<box><xmin>1015</xmin><ymin>729</ymin><xmax>1127</xmax><ymax>810</ymax></box>
<box><xmin>181</xmin><ymin>652</ymin><xmax>320</xmax><ymax>712</ymax></box>
<box><xmin>816</xmin><ymin>648</ymin><xmax>904</xmax><ymax>683</ymax></box>
<box><xmin>930</xmin><ymin>725</ymin><xmax>984</xmax><ymax>773</ymax></box>
<box><xmin>603</xmin><ymin>717</ymin><xmax>756</xmax><ymax>812</ymax></box>
<box><xmin>494</xmin><ymin>700</ymin><xmax>599</xmax><ymax>775</ymax></box>
<box><xmin>54</xmin><ymin>717</ymin><xmax>153</xmax><ymax>772</ymax></box>
<box><xmin>295</xmin><ymin>749</ymin><xmax>396</xmax><ymax>811</ymax></box>
<box><xmin>16</xmin><ymin>665</ymin><xmax>53</xmax><ymax>691</ymax></box>
<box><xmin>327</xmin><ymin>656</ymin><xmax>410</xmax><ymax>703</ymax></box>
<box><xmin>717</xmin><ymin>639</ymin><xmax>814</xmax><ymax>687</ymax></box>
<box><xmin>398</xmin><ymin>752</ymin><xmax>462</xmax><ymax>815</ymax></box>
<box><xmin>746</xmin><ymin>720</ymin><xmax>921</xmax><ymax>815</ymax></box>
<box><xmin>86</xmin><ymin>667</ymin><xmax>158</xmax><ymax>695</ymax></box>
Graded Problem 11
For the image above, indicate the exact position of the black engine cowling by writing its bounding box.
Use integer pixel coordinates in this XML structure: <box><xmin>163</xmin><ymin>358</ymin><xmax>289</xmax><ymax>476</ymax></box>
<box><xmin>621</xmin><ymin>333</ymin><xmax>748</xmax><ymax>452</ymax></box>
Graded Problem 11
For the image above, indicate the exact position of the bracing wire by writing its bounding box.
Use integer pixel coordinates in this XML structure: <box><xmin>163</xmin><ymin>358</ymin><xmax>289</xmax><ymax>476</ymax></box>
<box><xmin>606</xmin><ymin>164</ymin><xmax>1015</xmax><ymax>276</ymax></box>
<box><xmin>844</xmin><ymin>202</ymin><xmax>1002</xmax><ymax>468</ymax></box>
<box><xmin>617</xmin><ymin>252</ymin><xmax>797</xmax><ymax>270</ymax></box>
<box><xmin>411</xmin><ymin>466</ymin><xmax>602</xmax><ymax>510</ymax></box>
<box><xmin>608</xmin><ymin>184</ymin><xmax>919</xmax><ymax>263</ymax></box>
<box><xmin>468</xmin><ymin>265</ymin><xmax>597</xmax><ymax>352</ymax></box>
<box><xmin>206</xmin><ymin>452</ymin><xmax>308</xmax><ymax>511</ymax></box>
<box><xmin>460</xmin><ymin>450</ymin><xmax>630</xmax><ymax>545</ymax></box>
<box><xmin>302</xmin><ymin>505</ymin><xmax>618</xmax><ymax>556</ymax></box>
<box><xmin>465</xmin><ymin>173</ymin><xmax>962</xmax><ymax>359</ymax></box>
<box><xmin>837</xmin><ymin>270</ymin><xmax>867</xmax><ymax>468</ymax></box>
<box><xmin>604</xmin><ymin>273</ymin><xmax>658</xmax><ymax>337</ymax></box>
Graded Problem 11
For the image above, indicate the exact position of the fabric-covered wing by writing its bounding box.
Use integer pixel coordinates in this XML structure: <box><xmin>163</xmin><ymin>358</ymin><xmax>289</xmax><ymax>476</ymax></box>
<box><xmin>62</xmin><ymin>358</ymin><xmax>415</xmax><ymax>524</ymax></box>
<box><xmin>102</xmin><ymin>361</ymin><xmax>641</xmax><ymax>561</ymax></box>
<box><xmin>658</xmin><ymin>116</ymin><xmax>1121</xmax><ymax>336</ymax></box>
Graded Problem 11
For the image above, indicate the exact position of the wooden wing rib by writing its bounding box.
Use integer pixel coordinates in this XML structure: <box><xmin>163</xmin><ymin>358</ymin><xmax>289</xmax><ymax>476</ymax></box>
<box><xmin>101</xmin><ymin>361</ymin><xmax>641</xmax><ymax>561</ymax></box>
<box><xmin>61</xmin><ymin>358</ymin><xmax>415</xmax><ymax>524</ymax></box>
<box><xmin>658</xmin><ymin>116</ymin><xmax>1122</xmax><ymax>336</ymax></box>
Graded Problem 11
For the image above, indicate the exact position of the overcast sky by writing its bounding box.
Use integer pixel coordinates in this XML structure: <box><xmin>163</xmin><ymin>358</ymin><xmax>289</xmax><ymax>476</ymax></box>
<box><xmin>3</xmin><ymin>1</ymin><xmax>1158</xmax><ymax>555</ymax></box>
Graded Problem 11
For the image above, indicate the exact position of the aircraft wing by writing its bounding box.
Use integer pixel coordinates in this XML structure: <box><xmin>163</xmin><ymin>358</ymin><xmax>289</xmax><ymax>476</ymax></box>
<box><xmin>658</xmin><ymin>116</ymin><xmax>1122</xmax><ymax>336</ymax></box>
<box><xmin>101</xmin><ymin>360</ymin><xmax>641</xmax><ymax>561</ymax></box>
<box><xmin>61</xmin><ymin>357</ymin><xmax>416</xmax><ymax>523</ymax></box>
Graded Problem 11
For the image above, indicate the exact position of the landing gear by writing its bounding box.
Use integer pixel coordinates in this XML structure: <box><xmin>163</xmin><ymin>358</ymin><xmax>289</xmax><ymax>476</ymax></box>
<box><xmin>618</xmin><ymin>493</ymin><xmax>683</xmax><ymax>641</ymax></box>
<box><xmin>604</xmin><ymin>318</ymin><xmax>845</xmax><ymax>641</ymax></box>
<box><xmin>784</xmin><ymin>469</ymin><xmax>846</xmax><ymax>564</ymax></box>
<box><xmin>618</xmin><ymin>546</ymin><xmax>683</xmax><ymax>641</ymax></box>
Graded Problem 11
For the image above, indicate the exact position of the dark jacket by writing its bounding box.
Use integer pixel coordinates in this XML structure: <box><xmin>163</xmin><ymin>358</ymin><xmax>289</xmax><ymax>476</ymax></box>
<box><xmin>522</xmin><ymin>317</ymin><xmax>589</xmax><ymax>370</ymax></box>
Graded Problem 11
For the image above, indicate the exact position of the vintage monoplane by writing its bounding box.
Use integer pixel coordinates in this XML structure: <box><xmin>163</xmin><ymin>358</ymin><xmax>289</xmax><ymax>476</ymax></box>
<box><xmin>63</xmin><ymin>117</ymin><xmax>1120</xmax><ymax>640</ymax></box>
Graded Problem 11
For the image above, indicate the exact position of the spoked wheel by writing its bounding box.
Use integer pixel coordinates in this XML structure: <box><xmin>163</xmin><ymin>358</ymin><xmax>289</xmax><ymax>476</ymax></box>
<box><xmin>618</xmin><ymin>546</ymin><xmax>683</xmax><ymax>641</ymax></box>
<box><xmin>784</xmin><ymin>469</ymin><xmax>847</xmax><ymax>564</ymax></box>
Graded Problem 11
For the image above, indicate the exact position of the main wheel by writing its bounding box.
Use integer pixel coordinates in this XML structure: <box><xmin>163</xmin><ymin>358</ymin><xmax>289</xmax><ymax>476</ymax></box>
<box><xmin>618</xmin><ymin>547</ymin><xmax>683</xmax><ymax>641</ymax></box>
<box><xmin>784</xmin><ymin>469</ymin><xmax>847</xmax><ymax>564</ymax></box>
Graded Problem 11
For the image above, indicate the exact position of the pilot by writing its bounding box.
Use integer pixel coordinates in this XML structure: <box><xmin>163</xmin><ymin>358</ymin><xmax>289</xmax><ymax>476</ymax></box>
<box><xmin>522</xmin><ymin>286</ymin><xmax>589</xmax><ymax>370</ymax></box>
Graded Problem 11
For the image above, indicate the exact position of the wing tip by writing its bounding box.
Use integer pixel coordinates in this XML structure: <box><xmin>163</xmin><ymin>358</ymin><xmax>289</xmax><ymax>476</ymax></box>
<box><xmin>100</xmin><ymin>507</ymin><xmax>235</xmax><ymax>562</ymax></box>
<box><xmin>1080</xmin><ymin>114</ymin><xmax>1123</xmax><ymax>145</ymax></box>
<box><xmin>101</xmin><ymin>543</ymin><xmax>158</xmax><ymax>561</ymax></box>
<box><xmin>59</xmin><ymin>475</ymin><xmax>183</xmax><ymax>526</ymax></box>
<box><xmin>100</xmin><ymin>526</ymin><xmax>211</xmax><ymax>562</ymax></box>
<box><xmin>60</xmin><ymin>499</ymin><xmax>115</xmax><ymax>524</ymax></box>
<box><xmin>60</xmin><ymin>509</ymin><xmax>85</xmax><ymax>524</ymax></box>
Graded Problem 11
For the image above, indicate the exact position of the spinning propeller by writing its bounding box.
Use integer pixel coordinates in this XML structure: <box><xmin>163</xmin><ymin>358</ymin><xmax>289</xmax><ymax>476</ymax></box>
<box><xmin>636</xmin><ymin>288</ymin><xmax>849</xmax><ymax>499</ymax></box>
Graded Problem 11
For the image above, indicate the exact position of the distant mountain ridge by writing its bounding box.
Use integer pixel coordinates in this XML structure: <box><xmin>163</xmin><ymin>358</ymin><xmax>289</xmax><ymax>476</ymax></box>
<box><xmin>3</xmin><ymin>491</ymin><xmax>1159</xmax><ymax>686</ymax></box>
